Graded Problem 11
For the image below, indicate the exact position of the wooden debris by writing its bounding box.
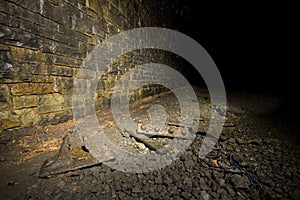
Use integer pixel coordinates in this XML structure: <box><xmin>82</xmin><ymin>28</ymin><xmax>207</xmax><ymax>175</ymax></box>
<box><xmin>123</xmin><ymin>129</ymin><xmax>163</xmax><ymax>151</ymax></box>
<box><xmin>38</xmin><ymin>134</ymin><xmax>105</xmax><ymax>178</ymax></box>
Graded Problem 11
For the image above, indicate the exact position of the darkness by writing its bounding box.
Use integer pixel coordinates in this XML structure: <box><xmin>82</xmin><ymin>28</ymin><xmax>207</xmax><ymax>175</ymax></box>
<box><xmin>168</xmin><ymin>2</ymin><xmax>297</xmax><ymax>99</ymax></box>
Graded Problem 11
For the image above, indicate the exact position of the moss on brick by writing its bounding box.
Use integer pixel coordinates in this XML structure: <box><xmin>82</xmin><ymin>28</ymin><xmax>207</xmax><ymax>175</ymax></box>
<box><xmin>0</xmin><ymin>119</ymin><xmax>21</xmax><ymax>133</ymax></box>
<box><xmin>13</xmin><ymin>95</ymin><xmax>38</xmax><ymax>109</ymax></box>
<box><xmin>11</xmin><ymin>83</ymin><xmax>54</xmax><ymax>95</ymax></box>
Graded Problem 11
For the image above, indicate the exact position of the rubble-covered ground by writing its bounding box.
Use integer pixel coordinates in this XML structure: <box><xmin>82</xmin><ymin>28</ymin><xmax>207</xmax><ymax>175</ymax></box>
<box><xmin>0</xmin><ymin>87</ymin><xmax>299</xmax><ymax>200</ymax></box>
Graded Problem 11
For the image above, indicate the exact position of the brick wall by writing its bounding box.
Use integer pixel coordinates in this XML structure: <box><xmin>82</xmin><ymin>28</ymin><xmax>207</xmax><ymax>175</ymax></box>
<box><xmin>0</xmin><ymin>0</ymin><xmax>191</xmax><ymax>132</ymax></box>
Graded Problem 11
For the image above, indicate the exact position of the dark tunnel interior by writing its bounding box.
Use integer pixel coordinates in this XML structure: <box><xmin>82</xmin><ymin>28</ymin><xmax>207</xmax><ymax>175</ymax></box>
<box><xmin>166</xmin><ymin>1</ymin><xmax>298</xmax><ymax>121</ymax></box>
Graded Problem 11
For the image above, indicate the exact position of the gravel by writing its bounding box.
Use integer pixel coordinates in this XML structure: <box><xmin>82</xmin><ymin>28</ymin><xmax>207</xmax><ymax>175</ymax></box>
<box><xmin>0</xmin><ymin>88</ymin><xmax>299</xmax><ymax>199</ymax></box>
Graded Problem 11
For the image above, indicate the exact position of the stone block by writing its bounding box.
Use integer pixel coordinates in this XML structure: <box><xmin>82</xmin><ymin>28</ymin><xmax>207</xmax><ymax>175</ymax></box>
<box><xmin>0</xmin><ymin>25</ymin><xmax>39</xmax><ymax>50</ymax></box>
<box><xmin>0</xmin><ymin>84</ymin><xmax>10</xmax><ymax>110</ymax></box>
<box><xmin>54</xmin><ymin>55</ymin><xmax>82</xmax><ymax>68</ymax></box>
<box><xmin>11</xmin><ymin>83</ymin><xmax>54</xmax><ymax>95</ymax></box>
<box><xmin>13</xmin><ymin>95</ymin><xmax>38</xmax><ymax>109</ymax></box>
<box><xmin>54</xmin><ymin>77</ymin><xmax>74</xmax><ymax>94</ymax></box>
<box><xmin>0</xmin><ymin>62</ymin><xmax>32</xmax><ymax>83</ymax></box>
<box><xmin>52</xmin><ymin>66</ymin><xmax>74</xmax><ymax>77</ymax></box>
<box><xmin>86</xmin><ymin>0</ymin><xmax>101</xmax><ymax>13</ymax></box>
<box><xmin>14</xmin><ymin>108</ymin><xmax>36</xmax><ymax>127</ymax></box>
<box><xmin>38</xmin><ymin>93</ymin><xmax>66</xmax><ymax>114</ymax></box>
<box><xmin>0</xmin><ymin>119</ymin><xmax>21</xmax><ymax>133</ymax></box>
<box><xmin>0</xmin><ymin>49</ymin><xmax>12</xmax><ymax>63</ymax></box>
<box><xmin>10</xmin><ymin>47</ymin><xmax>47</xmax><ymax>63</ymax></box>
<box><xmin>31</xmin><ymin>75</ymin><xmax>55</xmax><ymax>83</ymax></box>
<box><xmin>42</xmin><ymin>0</ymin><xmax>68</xmax><ymax>24</ymax></box>
<box><xmin>0</xmin><ymin>110</ymin><xmax>22</xmax><ymax>132</ymax></box>
<box><xmin>74</xmin><ymin>68</ymin><xmax>96</xmax><ymax>79</ymax></box>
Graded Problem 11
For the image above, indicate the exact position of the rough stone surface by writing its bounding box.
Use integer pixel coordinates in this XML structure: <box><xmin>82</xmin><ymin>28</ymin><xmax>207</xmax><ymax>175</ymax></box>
<box><xmin>0</xmin><ymin>84</ymin><xmax>10</xmax><ymax>110</ymax></box>
<box><xmin>0</xmin><ymin>0</ymin><xmax>192</xmax><ymax>132</ymax></box>
<box><xmin>13</xmin><ymin>95</ymin><xmax>38</xmax><ymax>109</ymax></box>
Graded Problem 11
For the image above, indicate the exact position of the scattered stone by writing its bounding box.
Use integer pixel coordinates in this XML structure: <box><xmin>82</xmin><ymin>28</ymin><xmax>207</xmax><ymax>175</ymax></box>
<box><xmin>154</xmin><ymin>127</ymin><xmax>160</xmax><ymax>132</ymax></box>
<box><xmin>7</xmin><ymin>180</ymin><xmax>17</xmax><ymax>186</ymax></box>
<box><xmin>132</xmin><ymin>186</ymin><xmax>141</xmax><ymax>193</ymax></box>
<box><xmin>90</xmin><ymin>188</ymin><xmax>97</xmax><ymax>194</ymax></box>
<box><xmin>293</xmin><ymin>188</ymin><xmax>300</xmax><ymax>200</ymax></box>
<box><xmin>228</xmin><ymin>137</ymin><xmax>235</xmax><ymax>143</ymax></box>
<box><xmin>217</xmin><ymin>178</ymin><xmax>225</xmax><ymax>186</ymax></box>
<box><xmin>0</xmin><ymin>155</ymin><xmax>5</xmax><ymax>162</ymax></box>
<box><xmin>249</xmin><ymin>139</ymin><xmax>262</xmax><ymax>145</ymax></box>
<box><xmin>121</xmin><ymin>131</ymin><xmax>130</xmax><ymax>138</ymax></box>
<box><xmin>181</xmin><ymin>129</ymin><xmax>187</xmax><ymax>136</ymax></box>
<box><xmin>168</xmin><ymin>127</ymin><xmax>175</xmax><ymax>134</ymax></box>
<box><xmin>0</xmin><ymin>86</ymin><xmax>298</xmax><ymax>200</ymax></box>
<box><xmin>200</xmin><ymin>190</ymin><xmax>210</xmax><ymax>200</ymax></box>
<box><xmin>235</xmin><ymin>138</ymin><xmax>244</xmax><ymax>145</ymax></box>
<box><xmin>210</xmin><ymin>159</ymin><xmax>218</xmax><ymax>167</ymax></box>
<box><xmin>136</xmin><ymin>142</ymin><xmax>146</xmax><ymax>151</ymax></box>
<box><xmin>22</xmin><ymin>149</ymin><xmax>29</xmax><ymax>153</ymax></box>
<box><xmin>68</xmin><ymin>129</ymin><xmax>74</xmax><ymax>133</ymax></box>
<box><xmin>230</xmin><ymin>174</ymin><xmax>250</xmax><ymax>189</ymax></box>
<box><xmin>141</xmin><ymin>124</ymin><xmax>146</xmax><ymax>131</ymax></box>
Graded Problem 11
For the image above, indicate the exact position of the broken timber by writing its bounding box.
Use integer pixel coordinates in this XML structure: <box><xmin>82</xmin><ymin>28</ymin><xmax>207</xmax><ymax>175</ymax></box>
<box><xmin>123</xmin><ymin>128</ymin><xmax>163</xmax><ymax>151</ymax></box>
<box><xmin>38</xmin><ymin>134</ymin><xmax>113</xmax><ymax>178</ymax></box>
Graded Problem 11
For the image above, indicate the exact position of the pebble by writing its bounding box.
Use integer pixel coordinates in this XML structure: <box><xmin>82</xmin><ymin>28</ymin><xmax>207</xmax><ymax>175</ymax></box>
<box><xmin>230</xmin><ymin>174</ymin><xmax>250</xmax><ymax>189</ymax></box>
<box><xmin>228</xmin><ymin>137</ymin><xmax>235</xmax><ymax>143</ymax></box>
<box><xmin>200</xmin><ymin>190</ymin><xmax>210</xmax><ymax>200</ymax></box>
<box><xmin>141</xmin><ymin>124</ymin><xmax>146</xmax><ymax>130</ymax></box>
<box><xmin>136</xmin><ymin>142</ymin><xmax>146</xmax><ymax>151</ymax></box>
<box><xmin>293</xmin><ymin>188</ymin><xmax>300</xmax><ymax>199</ymax></box>
<box><xmin>168</xmin><ymin>127</ymin><xmax>175</xmax><ymax>134</ymax></box>
<box><xmin>121</xmin><ymin>131</ymin><xmax>130</xmax><ymax>138</ymax></box>
<box><xmin>154</xmin><ymin>127</ymin><xmax>160</xmax><ymax>132</ymax></box>
<box><xmin>7</xmin><ymin>180</ymin><xmax>17</xmax><ymax>186</ymax></box>
<box><xmin>217</xmin><ymin>178</ymin><xmax>225</xmax><ymax>187</ymax></box>
<box><xmin>0</xmin><ymin>155</ymin><xmax>5</xmax><ymax>162</ymax></box>
<box><xmin>22</xmin><ymin>149</ymin><xmax>29</xmax><ymax>153</ymax></box>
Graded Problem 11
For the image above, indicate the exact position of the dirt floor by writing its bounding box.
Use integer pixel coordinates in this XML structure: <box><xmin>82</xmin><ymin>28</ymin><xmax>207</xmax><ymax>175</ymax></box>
<box><xmin>0</xmin><ymin>86</ymin><xmax>299</xmax><ymax>200</ymax></box>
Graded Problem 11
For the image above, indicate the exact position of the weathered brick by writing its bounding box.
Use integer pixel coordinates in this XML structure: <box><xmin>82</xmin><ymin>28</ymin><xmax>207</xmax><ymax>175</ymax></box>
<box><xmin>54</xmin><ymin>55</ymin><xmax>82</xmax><ymax>67</ymax></box>
<box><xmin>0</xmin><ymin>12</ymin><xmax>20</xmax><ymax>28</ymax></box>
<box><xmin>13</xmin><ymin>95</ymin><xmax>38</xmax><ymax>109</ymax></box>
<box><xmin>53</xmin><ymin>66</ymin><xmax>74</xmax><ymax>77</ymax></box>
<box><xmin>0</xmin><ymin>84</ymin><xmax>10</xmax><ymax>110</ymax></box>
<box><xmin>0</xmin><ymin>62</ymin><xmax>32</xmax><ymax>83</ymax></box>
<box><xmin>10</xmin><ymin>47</ymin><xmax>47</xmax><ymax>63</ymax></box>
<box><xmin>0</xmin><ymin>0</ymin><xmax>176</xmax><ymax>132</ymax></box>
<box><xmin>9</xmin><ymin>0</ymin><xmax>41</xmax><ymax>13</ymax></box>
<box><xmin>57</xmin><ymin>25</ymin><xmax>89</xmax><ymax>43</ymax></box>
<box><xmin>74</xmin><ymin>68</ymin><xmax>96</xmax><ymax>79</ymax></box>
<box><xmin>38</xmin><ymin>93</ymin><xmax>70</xmax><ymax>114</ymax></box>
<box><xmin>54</xmin><ymin>77</ymin><xmax>74</xmax><ymax>94</ymax></box>
<box><xmin>0</xmin><ymin>49</ymin><xmax>12</xmax><ymax>64</ymax></box>
<box><xmin>14</xmin><ymin>108</ymin><xmax>36</xmax><ymax>127</ymax></box>
<box><xmin>86</xmin><ymin>0</ymin><xmax>101</xmax><ymax>13</ymax></box>
<box><xmin>41</xmin><ymin>0</ymin><xmax>68</xmax><ymax>24</ymax></box>
<box><xmin>3</xmin><ymin>0</ymin><xmax>43</xmax><ymax>23</ymax></box>
<box><xmin>0</xmin><ymin>119</ymin><xmax>21</xmax><ymax>132</ymax></box>
<box><xmin>11</xmin><ymin>83</ymin><xmax>54</xmax><ymax>95</ymax></box>
<box><xmin>31</xmin><ymin>75</ymin><xmax>55</xmax><ymax>83</ymax></box>
<box><xmin>30</xmin><ymin>63</ymin><xmax>52</xmax><ymax>75</ymax></box>
<box><xmin>0</xmin><ymin>27</ymin><xmax>39</xmax><ymax>50</ymax></box>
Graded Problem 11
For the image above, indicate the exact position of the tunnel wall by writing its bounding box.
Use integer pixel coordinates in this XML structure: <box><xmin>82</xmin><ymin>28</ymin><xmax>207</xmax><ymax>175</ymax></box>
<box><xmin>0</xmin><ymin>0</ymin><xmax>182</xmax><ymax>132</ymax></box>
